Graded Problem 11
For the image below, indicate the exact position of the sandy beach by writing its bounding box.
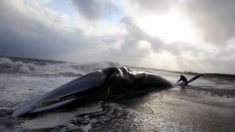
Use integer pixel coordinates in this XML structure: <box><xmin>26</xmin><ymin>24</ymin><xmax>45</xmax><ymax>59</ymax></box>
<box><xmin>0</xmin><ymin>58</ymin><xmax>235</xmax><ymax>131</ymax></box>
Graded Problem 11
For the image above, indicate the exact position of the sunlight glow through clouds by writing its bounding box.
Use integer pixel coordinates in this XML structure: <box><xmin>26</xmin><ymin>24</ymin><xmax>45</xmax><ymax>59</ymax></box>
<box><xmin>136</xmin><ymin>10</ymin><xmax>200</xmax><ymax>43</ymax></box>
<box><xmin>137</xmin><ymin>40</ymin><xmax>152</xmax><ymax>50</ymax></box>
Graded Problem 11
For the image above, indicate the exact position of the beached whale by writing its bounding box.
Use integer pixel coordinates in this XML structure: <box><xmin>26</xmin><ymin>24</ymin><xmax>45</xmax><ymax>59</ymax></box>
<box><xmin>12</xmin><ymin>67</ymin><xmax>175</xmax><ymax>118</ymax></box>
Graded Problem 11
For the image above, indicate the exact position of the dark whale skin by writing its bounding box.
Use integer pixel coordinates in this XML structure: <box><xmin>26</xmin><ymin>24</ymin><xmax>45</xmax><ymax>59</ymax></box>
<box><xmin>12</xmin><ymin>67</ymin><xmax>173</xmax><ymax>118</ymax></box>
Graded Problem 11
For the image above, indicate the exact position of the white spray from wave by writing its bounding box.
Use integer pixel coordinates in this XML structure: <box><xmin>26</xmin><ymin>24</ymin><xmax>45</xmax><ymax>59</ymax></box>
<box><xmin>0</xmin><ymin>57</ymin><xmax>120</xmax><ymax>76</ymax></box>
<box><xmin>0</xmin><ymin>58</ymin><xmax>36</xmax><ymax>73</ymax></box>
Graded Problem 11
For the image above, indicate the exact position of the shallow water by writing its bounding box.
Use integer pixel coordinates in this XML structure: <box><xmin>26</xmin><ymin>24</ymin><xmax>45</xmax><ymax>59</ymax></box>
<box><xmin>0</xmin><ymin>57</ymin><xmax>235</xmax><ymax>132</ymax></box>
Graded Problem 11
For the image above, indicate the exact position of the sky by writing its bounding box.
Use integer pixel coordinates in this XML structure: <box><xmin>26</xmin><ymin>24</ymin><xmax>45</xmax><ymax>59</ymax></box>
<box><xmin>0</xmin><ymin>0</ymin><xmax>235</xmax><ymax>74</ymax></box>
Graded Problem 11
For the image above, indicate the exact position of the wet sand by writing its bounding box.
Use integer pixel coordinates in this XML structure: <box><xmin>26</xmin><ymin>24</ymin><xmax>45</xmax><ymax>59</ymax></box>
<box><xmin>1</xmin><ymin>87</ymin><xmax>235</xmax><ymax>132</ymax></box>
<box><xmin>0</xmin><ymin>57</ymin><xmax>235</xmax><ymax>131</ymax></box>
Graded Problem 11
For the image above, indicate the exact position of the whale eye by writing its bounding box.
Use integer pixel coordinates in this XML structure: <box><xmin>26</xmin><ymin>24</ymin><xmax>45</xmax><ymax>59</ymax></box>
<box><xmin>127</xmin><ymin>67</ymin><xmax>132</xmax><ymax>72</ymax></box>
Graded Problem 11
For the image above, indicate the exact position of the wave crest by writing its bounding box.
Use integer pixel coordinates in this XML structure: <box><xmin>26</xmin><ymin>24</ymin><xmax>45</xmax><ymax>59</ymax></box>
<box><xmin>0</xmin><ymin>57</ymin><xmax>120</xmax><ymax>76</ymax></box>
<box><xmin>0</xmin><ymin>58</ymin><xmax>36</xmax><ymax>73</ymax></box>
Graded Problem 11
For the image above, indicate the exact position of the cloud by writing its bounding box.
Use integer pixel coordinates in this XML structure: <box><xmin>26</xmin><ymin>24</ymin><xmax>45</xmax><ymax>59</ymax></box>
<box><xmin>106</xmin><ymin>18</ymin><xmax>166</xmax><ymax>66</ymax></box>
<box><xmin>0</xmin><ymin>1</ymin><xmax>96</xmax><ymax>61</ymax></box>
<box><xmin>71</xmin><ymin>0</ymin><xmax>121</xmax><ymax>20</ymax></box>
<box><xmin>1</xmin><ymin>0</ymin><xmax>235</xmax><ymax>74</ymax></box>
<box><xmin>180</xmin><ymin>0</ymin><xmax>235</xmax><ymax>44</ymax></box>
<box><xmin>0</xmin><ymin>1</ymin><xmax>162</xmax><ymax>66</ymax></box>
<box><xmin>132</xmin><ymin>0</ymin><xmax>175</xmax><ymax>14</ymax></box>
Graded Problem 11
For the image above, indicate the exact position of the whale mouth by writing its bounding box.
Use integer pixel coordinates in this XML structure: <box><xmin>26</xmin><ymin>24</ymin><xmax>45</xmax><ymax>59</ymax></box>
<box><xmin>30</xmin><ymin>98</ymin><xmax>78</xmax><ymax>114</ymax></box>
<box><xmin>33</xmin><ymin>93</ymin><xmax>78</xmax><ymax>109</ymax></box>
<box><xmin>12</xmin><ymin>95</ymin><xmax>79</xmax><ymax>118</ymax></box>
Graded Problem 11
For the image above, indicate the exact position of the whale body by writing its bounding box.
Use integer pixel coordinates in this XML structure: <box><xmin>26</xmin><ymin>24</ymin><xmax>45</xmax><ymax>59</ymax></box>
<box><xmin>12</xmin><ymin>67</ymin><xmax>173</xmax><ymax>118</ymax></box>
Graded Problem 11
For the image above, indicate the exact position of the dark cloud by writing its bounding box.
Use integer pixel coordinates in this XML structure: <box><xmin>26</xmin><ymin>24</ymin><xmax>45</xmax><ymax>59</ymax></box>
<box><xmin>181</xmin><ymin>0</ymin><xmax>235</xmax><ymax>44</ymax></box>
<box><xmin>0</xmin><ymin>1</ymin><xmax>99</xmax><ymax>61</ymax></box>
<box><xmin>0</xmin><ymin>1</ymin><xmax>163</xmax><ymax>66</ymax></box>
<box><xmin>71</xmin><ymin>0</ymin><xmax>120</xmax><ymax>20</ymax></box>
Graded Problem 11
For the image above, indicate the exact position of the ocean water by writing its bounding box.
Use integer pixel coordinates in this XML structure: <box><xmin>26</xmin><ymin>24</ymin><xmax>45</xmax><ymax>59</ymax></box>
<box><xmin>0</xmin><ymin>57</ymin><xmax>235</xmax><ymax>132</ymax></box>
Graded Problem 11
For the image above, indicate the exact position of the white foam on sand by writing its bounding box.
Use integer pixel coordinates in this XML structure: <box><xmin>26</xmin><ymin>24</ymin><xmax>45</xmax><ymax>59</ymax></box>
<box><xmin>21</xmin><ymin>112</ymin><xmax>77</xmax><ymax>129</ymax></box>
<box><xmin>21</xmin><ymin>102</ymin><xmax>103</xmax><ymax>130</ymax></box>
<box><xmin>0</xmin><ymin>74</ymin><xmax>74</xmax><ymax>108</ymax></box>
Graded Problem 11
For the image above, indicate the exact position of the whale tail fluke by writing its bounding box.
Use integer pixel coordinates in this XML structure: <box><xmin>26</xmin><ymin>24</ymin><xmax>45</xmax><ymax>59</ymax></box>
<box><xmin>177</xmin><ymin>74</ymin><xmax>204</xmax><ymax>88</ymax></box>
<box><xmin>187</xmin><ymin>74</ymin><xmax>204</xmax><ymax>84</ymax></box>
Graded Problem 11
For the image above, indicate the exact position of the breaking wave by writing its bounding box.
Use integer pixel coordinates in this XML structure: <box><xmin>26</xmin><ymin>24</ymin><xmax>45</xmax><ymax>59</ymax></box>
<box><xmin>0</xmin><ymin>57</ymin><xmax>120</xmax><ymax>76</ymax></box>
<box><xmin>0</xmin><ymin>58</ymin><xmax>35</xmax><ymax>74</ymax></box>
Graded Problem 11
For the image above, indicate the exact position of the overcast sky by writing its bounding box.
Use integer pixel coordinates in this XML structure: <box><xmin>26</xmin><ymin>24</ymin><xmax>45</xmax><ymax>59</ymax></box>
<box><xmin>0</xmin><ymin>0</ymin><xmax>235</xmax><ymax>74</ymax></box>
